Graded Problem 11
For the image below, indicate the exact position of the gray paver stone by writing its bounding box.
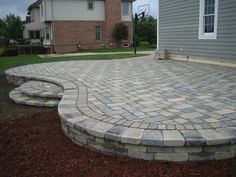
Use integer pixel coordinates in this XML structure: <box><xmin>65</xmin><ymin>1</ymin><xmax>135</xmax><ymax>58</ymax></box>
<box><xmin>141</xmin><ymin>130</ymin><xmax>163</xmax><ymax>146</ymax></box>
<box><xmin>154</xmin><ymin>153</ymin><xmax>188</xmax><ymax>162</ymax></box>
<box><xmin>181</xmin><ymin>130</ymin><xmax>206</xmax><ymax>146</ymax></box>
<box><xmin>87</xmin><ymin>122</ymin><xmax>114</xmax><ymax>138</ymax></box>
<box><xmin>104</xmin><ymin>126</ymin><xmax>128</xmax><ymax>141</ymax></box>
<box><xmin>215</xmin><ymin>151</ymin><xmax>235</xmax><ymax>160</ymax></box>
<box><xmin>121</xmin><ymin>128</ymin><xmax>144</xmax><ymax>144</ymax></box>
<box><xmin>163</xmin><ymin>130</ymin><xmax>185</xmax><ymax>146</ymax></box>
<box><xmin>198</xmin><ymin>129</ymin><xmax>230</xmax><ymax>145</ymax></box>
<box><xmin>128</xmin><ymin>151</ymin><xmax>153</xmax><ymax>160</ymax></box>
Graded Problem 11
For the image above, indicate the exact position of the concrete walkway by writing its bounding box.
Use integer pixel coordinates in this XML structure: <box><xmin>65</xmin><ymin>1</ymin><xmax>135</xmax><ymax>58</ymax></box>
<box><xmin>6</xmin><ymin>55</ymin><xmax>236</xmax><ymax>161</ymax></box>
<box><xmin>38</xmin><ymin>50</ymin><xmax>154</xmax><ymax>58</ymax></box>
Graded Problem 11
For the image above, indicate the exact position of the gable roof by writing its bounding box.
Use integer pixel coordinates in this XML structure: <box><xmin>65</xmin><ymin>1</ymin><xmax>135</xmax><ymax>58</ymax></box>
<box><xmin>27</xmin><ymin>0</ymin><xmax>42</xmax><ymax>11</ymax></box>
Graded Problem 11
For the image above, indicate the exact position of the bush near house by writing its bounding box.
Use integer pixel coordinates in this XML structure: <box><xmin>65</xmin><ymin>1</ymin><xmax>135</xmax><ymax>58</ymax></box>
<box><xmin>137</xmin><ymin>16</ymin><xmax>157</xmax><ymax>46</ymax></box>
<box><xmin>5</xmin><ymin>47</ymin><xmax>18</xmax><ymax>56</ymax></box>
<box><xmin>112</xmin><ymin>23</ymin><xmax>128</xmax><ymax>45</ymax></box>
<box><xmin>139</xmin><ymin>41</ymin><xmax>150</xmax><ymax>47</ymax></box>
<box><xmin>0</xmin><ymin>47</ymin><xmax>18</xmax><ymax>57</ymax></box>
<box><xmin>0</xmin><ymin>48</ymin><xmax>6</xmax><ymax>56</ymax></box>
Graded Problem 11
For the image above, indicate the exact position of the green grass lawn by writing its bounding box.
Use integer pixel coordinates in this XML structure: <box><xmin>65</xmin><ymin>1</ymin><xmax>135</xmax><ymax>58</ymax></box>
<box><xmin>0</xmin><ymin>53</ymin><xmax>146</xmax><ymax>74</ymax></box>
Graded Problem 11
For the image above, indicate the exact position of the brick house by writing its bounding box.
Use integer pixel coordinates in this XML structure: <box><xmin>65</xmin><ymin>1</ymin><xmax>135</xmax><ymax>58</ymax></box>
<box><xmin>23</xmin><ymin>0</ymin><xmax>134</xmax><ymax>53</ymax></box>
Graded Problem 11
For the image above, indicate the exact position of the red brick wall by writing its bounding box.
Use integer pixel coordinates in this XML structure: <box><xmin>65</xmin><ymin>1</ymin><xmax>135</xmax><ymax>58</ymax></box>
<box><xmin>104</xmin><ymin>0</ymin><xmax>121</xmax><ymax>45</ymax></box>
<box><xmin>53</xmin><ymin>21</ymin><xmax>106</xmax><ymax>53</ymax></box>
<box><xmin>52</xmin><ymin>0</ymin><xmax>133</xmax><ymax>53</ymax></box>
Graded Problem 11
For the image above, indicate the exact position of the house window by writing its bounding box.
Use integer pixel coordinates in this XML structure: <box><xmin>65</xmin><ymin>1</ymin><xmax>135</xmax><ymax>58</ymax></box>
<box><xmin>29</xmin><ymin>31</ymin><xmax>40</xmax><ymax>39</ymax></box>
<box><xmin>88</xmin><ymin>0</ymin><xmax>94</xmax><ymax>10</ymax></box>
<box><xmin>199</xmin><ymin>0</ymin><xmax>218</xmax><ymax>39</ymax></box>
<box><xmin>45</xmin><ymin>27</ymin><xmax>50</xmax><ymax>40</ymax></box>
<box><xmin>122</xmin><ymin>2</ymin><xmax>129</xmax><ymax>16</ymax></box>
<box><xmin>30</xmin><ymin>11</ymin><xmax>34</xmax><ymax>22</ymax></box>
<box><xmin>95</xmin><ymin>26</ymin><xmax>101</xmax><ymax>41</ymax></box>
<box><xmin>40</xmin><ymin>2</ymin><xmax>44</xmax><ymax>17</ymax></box>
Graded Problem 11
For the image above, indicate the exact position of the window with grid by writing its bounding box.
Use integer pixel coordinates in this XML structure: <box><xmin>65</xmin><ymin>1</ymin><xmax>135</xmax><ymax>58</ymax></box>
<box><xmin>95</xmin><ymin>26</ymin><xmax>101</xmax><ymax>41</ymax></box>
<box><xmin>122</xmin><ymin>2</ymin><xmax>129</xmax><ymax>16</ymax></box>
<box><xmin>204</xmin><ymin>0</ymin><xmax>215</xmax><ymax>33</ymax></box>
<box><xmin>29</xmin><ymin>31</ymin><xmax>40</xmax><ymax>39</ymax></box>
<box><xmin>45</xmin><ymin>27</ymin><xmax>50</xmax><ymax>40</ymax></box>
<box><xmin>199</xmin><ymin>0</ymin><xmax>218</xmax><ymax>39</ymax></box>
<box><xmin>88</xmin><ymin>0</ymin><xmax>94</xmax><ymax>10</ymax></box>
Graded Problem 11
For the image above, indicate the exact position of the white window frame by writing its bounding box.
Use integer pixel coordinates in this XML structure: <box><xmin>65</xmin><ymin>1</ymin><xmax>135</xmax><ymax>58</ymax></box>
<box><xmin>199</xmin><ymin>0</ymin><xmax>218</xmax><ymax>39</ymax></box>
<box><xmin>45</xmin><ymin>27</ymin><xmax>51</xmax><ymax>40</ymax></box>
<box><xmin>40</xmin><ymin>2</ymin><xmax>44</xmax><ymax>17</ymax></box>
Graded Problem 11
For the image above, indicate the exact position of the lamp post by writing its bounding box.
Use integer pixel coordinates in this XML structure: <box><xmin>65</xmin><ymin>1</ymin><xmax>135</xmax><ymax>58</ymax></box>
<box><xmin>134</xmin><ymin>12</ymin><xmax>145</xmax><ymax>54</ymax></box>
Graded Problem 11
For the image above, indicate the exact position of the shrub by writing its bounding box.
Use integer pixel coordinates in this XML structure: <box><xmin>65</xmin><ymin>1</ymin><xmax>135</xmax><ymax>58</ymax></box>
<box><xmin>137</xmin><ymin>18</ymin><xmax>157</xmax><ymax>45</ymax></box>
<box><xmin>5</xmin><ymin>47</ymin><xmax>18</xmax><ymax>56</ymax></box>
<box><xmin>112</xmin><ymin>23</ymin><xmax>128</xmax><ymax>45</ymax></box>
<box><xmin>139</xmin><ymin>41</ymin><xmax>150</xmax><ymax>47</ymax></box>
<box><xmin>0</xmin><ymin>47</ymin><xmax>6</xmax><ymax>56</ymax></box>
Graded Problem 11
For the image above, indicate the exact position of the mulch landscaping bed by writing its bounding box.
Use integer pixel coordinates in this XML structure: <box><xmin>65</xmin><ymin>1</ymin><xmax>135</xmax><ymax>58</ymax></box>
<box><xmin>1</xmin><ymin>75</ymin><xmax>236</xmax><ymax>177</ymax></box>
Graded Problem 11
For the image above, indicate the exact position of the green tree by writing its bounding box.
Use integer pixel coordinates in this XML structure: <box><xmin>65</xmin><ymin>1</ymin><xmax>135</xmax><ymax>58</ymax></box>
<box><xmin>0</xmin><ymin>18</ymin><xmax>4</xmax><ymax>36</ymax></box>
<box><xmin>137</xmin><ymin>16</ymin><xmax>157</xmax><ymax>45</ymax></box>
<box><xmin>1</xmin><ymin>14</ymin><xmax>22</xmax><ymax>39</ymax></box>
<box><xmin>112</xmin><ymin>23</ymin><xmax>128</xmax><ymax>45</ymax></box>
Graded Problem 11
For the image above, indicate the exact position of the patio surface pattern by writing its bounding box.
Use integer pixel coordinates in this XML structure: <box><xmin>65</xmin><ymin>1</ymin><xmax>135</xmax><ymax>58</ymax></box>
<box><xmin>5</xmin><ymin>55</ymin><xmax>236</xmax><ymax>161</ymax></box>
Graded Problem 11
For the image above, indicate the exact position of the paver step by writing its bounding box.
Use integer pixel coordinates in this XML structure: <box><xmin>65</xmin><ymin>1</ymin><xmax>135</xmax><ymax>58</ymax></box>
<box><xmin>9</xmin><ymin>87</ymin><xmax>60</xmax><ymax>107</ymax></box>
<box><xmin>20</xmin><ymin>81</ymin><xmax>63</xmax><ymax>98</ymax></box>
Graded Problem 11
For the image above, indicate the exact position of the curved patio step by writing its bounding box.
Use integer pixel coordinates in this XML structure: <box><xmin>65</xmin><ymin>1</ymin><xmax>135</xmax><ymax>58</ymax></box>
<box><xmin>10</xmin><ymin>87</ymin><xmax>60</xmax><ymax>107</ymax></box>
<box><xmin>19</xmin><ymin>81</ymin><xmax>63</xmax><ymax>99</ymax></box>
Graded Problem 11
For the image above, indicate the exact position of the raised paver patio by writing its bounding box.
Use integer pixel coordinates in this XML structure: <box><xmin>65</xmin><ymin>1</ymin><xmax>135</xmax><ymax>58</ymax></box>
<box><xmin>5</xmin><ymin>55</ymin><xmax>236</xmax><ymax>161</ymax></box>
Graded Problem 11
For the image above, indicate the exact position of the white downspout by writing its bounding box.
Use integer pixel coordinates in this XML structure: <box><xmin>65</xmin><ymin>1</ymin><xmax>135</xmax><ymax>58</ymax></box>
<box><xmin>157</xmin><ymin>0</ymin><xmax>160</xmax><ymax>50</ymax></box>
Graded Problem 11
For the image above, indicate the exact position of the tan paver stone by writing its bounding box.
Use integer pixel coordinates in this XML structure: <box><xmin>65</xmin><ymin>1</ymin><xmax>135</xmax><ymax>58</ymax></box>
<box><xmin>215</xmin><ymin>109</ymin><xmax>235</xmax><ymax>115</ymax></box>
<box><xmin>181</xmin><ymin>112</ymin><xmax>203</xmax><ymax>119</ymax></box>
<box><xmin>121</xmin><ymin>128</ymin><xmax>144</xmax><ymax>144</ymax></box>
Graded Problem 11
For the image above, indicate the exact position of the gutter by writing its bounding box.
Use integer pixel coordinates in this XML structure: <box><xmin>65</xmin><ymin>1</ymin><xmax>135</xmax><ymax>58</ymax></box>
<box><xmin>51</xmin><ymin>0</ymin><xmax>56</xmax><ymax>53</ymax></box>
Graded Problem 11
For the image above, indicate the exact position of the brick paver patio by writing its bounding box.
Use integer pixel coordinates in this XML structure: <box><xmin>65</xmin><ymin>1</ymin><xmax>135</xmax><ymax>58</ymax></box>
<box><xmin>5</xmin><ymin>55</ymin><xmax>236</xmax><ymax>161</ymax></box>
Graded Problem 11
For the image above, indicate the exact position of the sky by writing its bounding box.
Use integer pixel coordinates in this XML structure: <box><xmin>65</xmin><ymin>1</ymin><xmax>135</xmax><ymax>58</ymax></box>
<box><xmin>0</xmin><ymin>0</ymin><xmax>157</xmax><ymax>20</ymax></box>
<box><xmin>133</xmin><ymin>0</ymin><xmax>157</xmax><ymax>18</ymax></box>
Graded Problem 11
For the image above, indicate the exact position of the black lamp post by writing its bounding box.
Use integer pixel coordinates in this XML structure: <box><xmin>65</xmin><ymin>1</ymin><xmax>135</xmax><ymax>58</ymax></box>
<box><xmin>134</xmin><ymin>12</ymin><xmax>145</xmax><ymax>54</ymax></box>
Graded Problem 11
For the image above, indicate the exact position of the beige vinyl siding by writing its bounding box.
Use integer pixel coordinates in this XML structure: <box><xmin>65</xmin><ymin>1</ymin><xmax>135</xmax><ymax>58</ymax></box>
<box><xmin>159</xmin><ymin>0</ymin><xmax>236</xmax><ymax>60</ymax></box>
<box><xmin>43</xmin><ymin>0</ymin><xmax>105</xmax><ymax>21</ymax></box>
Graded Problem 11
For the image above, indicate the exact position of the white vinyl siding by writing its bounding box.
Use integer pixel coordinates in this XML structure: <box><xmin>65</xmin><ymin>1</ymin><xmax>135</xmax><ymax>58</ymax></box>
<box><xmin>159</xmin><ymin>0</ymin><xmax>236</xmax><ymax>60</ymax></box>
<box><xmin>43</xmin><ymin>0</ymin><xmax>105</xmax><ymax>21</ymax></box>
<box><xmin>199</xmin><ymin>0</ymin><xmax>218</xmax><ymax>39</ymax></box>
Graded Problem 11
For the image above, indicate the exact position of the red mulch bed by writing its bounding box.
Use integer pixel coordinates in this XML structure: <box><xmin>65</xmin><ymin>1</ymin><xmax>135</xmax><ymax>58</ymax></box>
<box><xmin>0</xmin><ymin>110</ymin><xmax>236</xmax><ymax>177</ymax></box>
